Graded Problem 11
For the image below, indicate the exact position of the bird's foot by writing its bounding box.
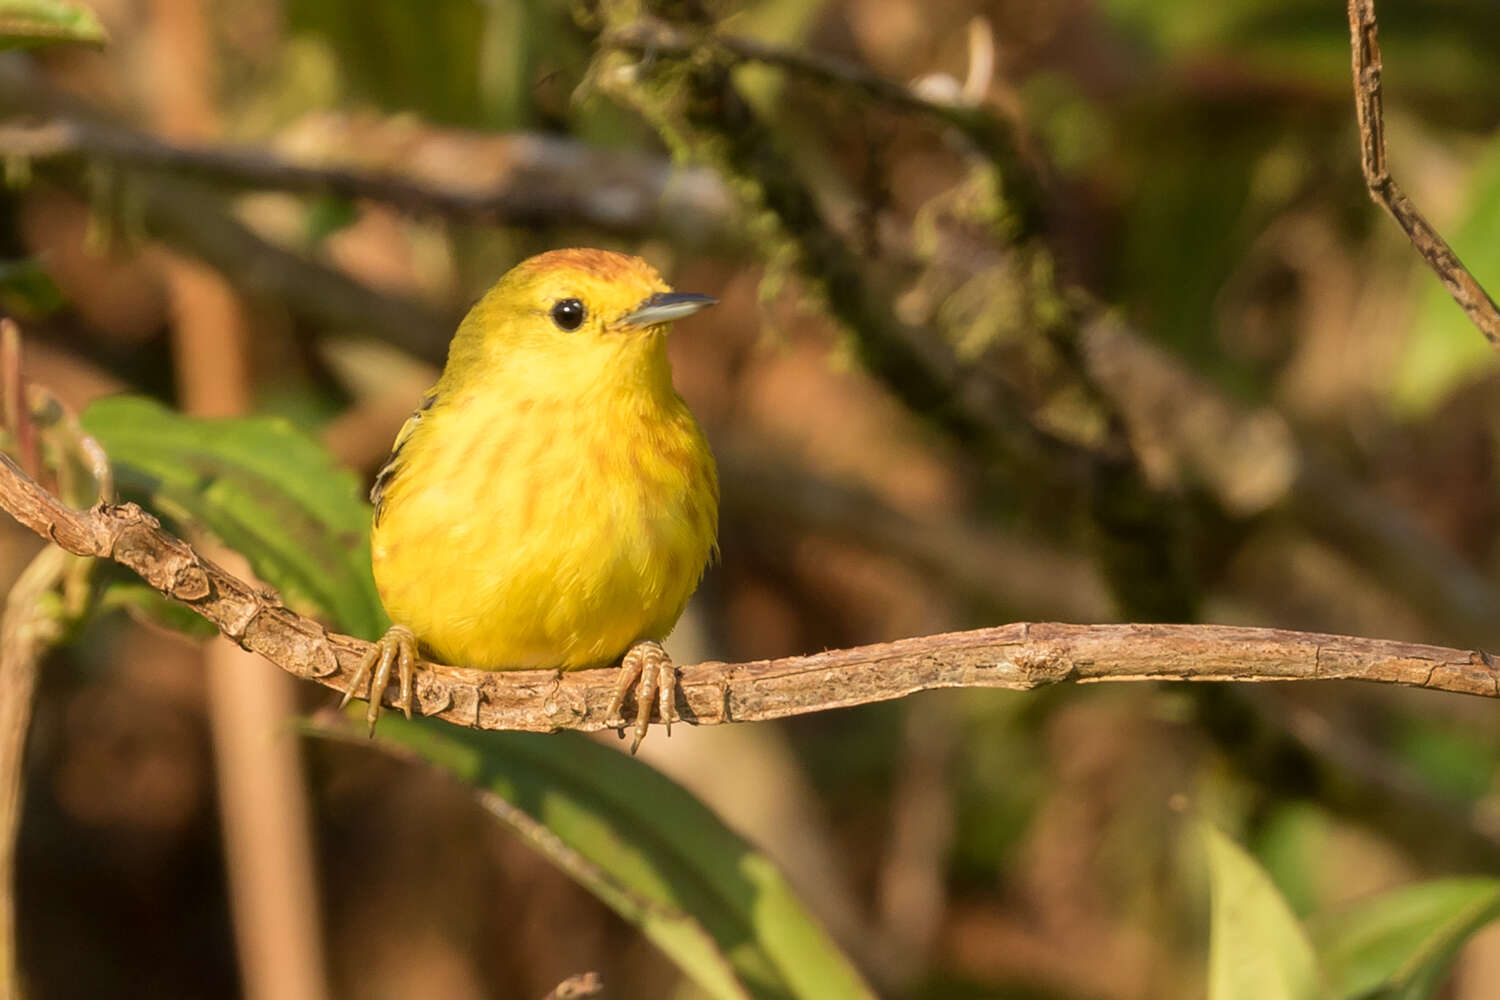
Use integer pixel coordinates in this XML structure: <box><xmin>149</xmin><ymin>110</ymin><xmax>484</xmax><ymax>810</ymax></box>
<box><xmin>340</xmin><ymin>624</ymin><xmax>419</xmax><ymax>735</ymax></box>
<box><xmin>604</xmin><ymin>640</ymin><xmax>678</xmax><ymax>754</ymax></box>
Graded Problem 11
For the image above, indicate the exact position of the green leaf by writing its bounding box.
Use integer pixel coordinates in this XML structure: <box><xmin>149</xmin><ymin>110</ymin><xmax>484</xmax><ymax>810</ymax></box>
<box><xmin>80</xmin><ymin>395</ymin><xmax>387</xmax><ymax>640</ymax></box>
<box><xmin>1201</xmin><ymin>822</ymin><xmax>1319</xmax><ymax>1000</ymax></box>
<box><xmin>1310</xmin><ymin>877</ymin><xmax>1500</xmax><ymax>1000</ymax></box>
<box><xmin>0</xmin><ymin>0</ymin><xmax>105</xmax><ymax>49</ymax></box>
<box><xmin>0</xmin><ymin>259</ymin><xmax>67</xmax><ymax>319</ymax></box>
<box><xmin>331</xmin><ymin>718</ymin><xmax>877</xmax><ymax>1000</ymax></box>
<box><xmin>301</xmin><ymin>196</ymin><xmax>358</xmax><ymax>247</ymax></box>
<box><xmin>1391</xmin><ymin>133</ymin><xmax>1500</xmax><ymax>417</ymax></box>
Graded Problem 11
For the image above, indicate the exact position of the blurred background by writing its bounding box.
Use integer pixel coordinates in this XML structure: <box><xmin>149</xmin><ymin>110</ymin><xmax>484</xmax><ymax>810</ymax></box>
<box><xmin>4</xmin><ymin>0</ymin><xmax>1500</xmax><ymax>997</ymax></box>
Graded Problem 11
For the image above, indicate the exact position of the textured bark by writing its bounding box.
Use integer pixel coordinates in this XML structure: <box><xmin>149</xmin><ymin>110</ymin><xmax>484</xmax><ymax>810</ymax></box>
<box><xmin>0</xmin><ymin>453</ymin><xmax>1495</xmax><ymax>735</ymax></box>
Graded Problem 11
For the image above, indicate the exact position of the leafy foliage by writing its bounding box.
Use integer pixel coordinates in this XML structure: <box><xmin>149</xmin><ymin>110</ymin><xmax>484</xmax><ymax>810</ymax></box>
<box><xmin>343</xmin><ymin>719</ymin><xmax>878</xmax><ymax>1000</ymax></box>
<box><xmin>81</xmin><ymin>397</ymin><xmax>871</xmax><ymax>998</ymax></box>
<box><xmin>1204</xmin><ymin>823</ymin><xmax>1500</xmax><ymax>1000</ymax></box>
<box><xmin>0</xmin><ymin>258</ymin><xmax>67</xmax><ymax>319</ymax></box>
<box><xmin>1202</xmin><ymin>822</ymin><xmax>1319</xmax><ymax>1000</ymax></box>
<box><xmin>80</xmin><ymin>394</ymin><xmax>387</xmax><ymax>640</ymax></box>
<box><xmin>0</xmin><ymin>0</ymin><xmax>104</xmax><ymax>49</ymax></box>
<box><xmin>1311</xmin><ymin>878</ymin><xmax>1500</xmax><ymax>1000</ymax></box>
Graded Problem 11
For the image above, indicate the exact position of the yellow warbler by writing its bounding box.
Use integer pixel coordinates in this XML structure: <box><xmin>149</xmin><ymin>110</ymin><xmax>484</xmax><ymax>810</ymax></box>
<box><xmin>343</xmin><ymin>249</ymin><xmax>719</xmax><ymax>750</ymax></box>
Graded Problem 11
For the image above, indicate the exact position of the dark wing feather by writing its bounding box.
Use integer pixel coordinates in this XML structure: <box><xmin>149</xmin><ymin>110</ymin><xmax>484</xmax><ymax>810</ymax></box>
<box><xmin>371</xmin><ymin>390</ymin><xmax>436</xmax><ymax>524</ymax></box>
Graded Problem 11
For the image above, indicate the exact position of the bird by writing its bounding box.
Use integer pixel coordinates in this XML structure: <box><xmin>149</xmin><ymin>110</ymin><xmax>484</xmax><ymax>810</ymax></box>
<box><xmin>342</xmin><ymin>248</ymin><xmax>719</xmax><ymax>752</ymax></box>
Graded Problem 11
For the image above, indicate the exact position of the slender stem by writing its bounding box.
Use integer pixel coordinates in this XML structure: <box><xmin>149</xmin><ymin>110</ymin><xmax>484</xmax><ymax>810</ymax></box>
<box><xmin>1345</xmin><ymin>0</ymin><xmax>1500</xmax><ymax>349</ymax></box>
<box><xmin>0</xmin><ymin>545</ymin><xmax>68</xmax><ymax>1000</ymax></box>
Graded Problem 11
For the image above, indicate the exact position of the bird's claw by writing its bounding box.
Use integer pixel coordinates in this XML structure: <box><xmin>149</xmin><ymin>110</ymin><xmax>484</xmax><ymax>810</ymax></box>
<box><xmin>340</xmin><ymin>624</ymin><xmax>419</xmax><ymax>735</ymax></box>
<box><xmin>604</xmin><ymin>640</ymin><xmax>677</xmax><ymax>754</ymax></box>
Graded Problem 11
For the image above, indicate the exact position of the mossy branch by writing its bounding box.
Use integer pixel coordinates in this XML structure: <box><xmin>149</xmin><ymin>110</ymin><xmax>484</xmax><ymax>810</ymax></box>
<box><xmin>596</xmin><ymin>7</ymin><xmax>1200</xmax><ymax>620</ymax></box>
<box><xmin>2</xmin><ymin>452</ymin><xmax>1497</xmax><ymax>735</ymax></box>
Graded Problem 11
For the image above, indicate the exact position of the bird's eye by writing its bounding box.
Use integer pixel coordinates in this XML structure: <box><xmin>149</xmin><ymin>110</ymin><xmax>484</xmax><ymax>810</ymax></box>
<box><xmin>550</xmin><ymin>298</ymin><xmax>586</xmax><ymax>331</ymax></box>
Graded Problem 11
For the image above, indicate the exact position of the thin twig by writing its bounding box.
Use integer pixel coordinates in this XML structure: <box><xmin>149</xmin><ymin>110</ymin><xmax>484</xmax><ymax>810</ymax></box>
<box><xmin>0</xmin><ymin>454</ymin><xmax>1497</xmax><ymax>735</ymax></box>
<box><xmin>1346</xmin><ymin>0</ymin><xmax>1500</xmax><ymax>350</ymax></box>
<box><xmin>0</xmin><ymin>118</ymin><xmax>735</xmax><ymax>248</ymax></box>
<box><xmin>609</xmin><ymin>19</ymin><xmax>947</xmax><ymax>118</ymax></box>
<box><xmin>0</xmin><ymin>57</ymin><xmax>736</xmax><ymax>247</ymax></box>
<box><xmin>0</xmin><ymin>323</ymin><xmax>37</xmax><ymax>482</ymax></box>
<box><xmin>0</xmin><ymin>338</ymin><xmax>119</xmax><ymax>998</ymax></box>
<box><xmin>0</xmin><ymin>544</ymin><xmax>67</xmax><ymax>1000</ymax></box>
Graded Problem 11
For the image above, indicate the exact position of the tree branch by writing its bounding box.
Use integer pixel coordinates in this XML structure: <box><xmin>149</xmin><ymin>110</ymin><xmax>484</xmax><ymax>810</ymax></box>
<box><xmin>598</xmin><ymin>8</ymin><xmax>1500</xmax><ymax>633</ymax></box>
<box><xmin>1346</xmin><ymin>0</ymin><xmax>1500</xmax><ymax>350</ymax></box>
<box><xmin>0</xmin><ymin>59</ymin><xmax>736</xmax><ymax>247</ymax></box>
<box><xmin>0</xmin><ymin>543</ymin><xmax>66</xmax><ymax>995</ymax></box>
<box><xmin>597</xmin><ymin>14</ymin><xmax>1059</xmax><ymax>470</ymax></box>
<box><xmin>602</xmin><ymin>17</ymin><xmax>1048</xmax><ymax>222</ymax></box>
<box><xmin>1</xmin><ymin>450</ymin><xmax>1496</xmax><ymax>736</ymax></box>
<box><xmin>0</xmin><ymin>117</ymin><xmax>735</xmax><ymax>249</ymax></box>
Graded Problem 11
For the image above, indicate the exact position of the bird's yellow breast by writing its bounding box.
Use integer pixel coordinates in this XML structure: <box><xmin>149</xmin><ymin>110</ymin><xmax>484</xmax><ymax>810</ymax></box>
<box><xmin>369</xmin><ymin>374</ymin><xmax>718</xmax><ymax>671</ymax></box>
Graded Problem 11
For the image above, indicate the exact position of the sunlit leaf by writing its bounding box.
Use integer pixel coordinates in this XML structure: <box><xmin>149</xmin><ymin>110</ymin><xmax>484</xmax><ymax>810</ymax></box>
<box><xmin>1310</xmin><ymin>877</ymin><xmax>1500</xmax><ymax>1000</ymax></box>
<box><xmin>326</xmin><ymin>718</ymin><xmax>878</xmax><ymax>1000</ymax></box>
<box><xmin>80</xmin><ymin>394</ymin><xmax>387</xmax><ymax>640</ymax></box>
<box><xmin>1202</xmin><ymin>822</ymin><xmax>1319</xmax><ymax>1000</ymax></box>
<box><xmin>0</xmin><ymin>0</ymin><xmax>105</xmax><ymax>49</ymax></box>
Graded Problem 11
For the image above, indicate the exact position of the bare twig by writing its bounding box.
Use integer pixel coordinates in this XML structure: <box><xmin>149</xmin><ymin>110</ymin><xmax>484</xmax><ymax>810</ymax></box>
<box><xmin>0</xmin><ymin>55</ymin><xmax>735</xmax><ymax>248</ymax></box>
<box><xmin>0</xmin><ymin>544</ymin><xmax>67</xmax><ymax>1000</ymax></box>
<box><xmin>0</xmin><ymin>323</ymin><xmax>37</xmax><ymax>482</ymax></box>
<box><xmin>1</xmin><ymin>453</ymin><xmax>1498</xmax><ymax>735</ymax></box>
<box><xmin>0</xmin><ymin>117</ymin><xmax>735</xmax><ymax>249</ymax></box>
<box><xmin>1346</xmin><ymin>0</ymin><xmax>1500</xmax><ymax>349</ymax></box>
<box><xmin>0</xmin><ymin>318</ymin><xmax>81</xmax><ymax>1000</ymax></box>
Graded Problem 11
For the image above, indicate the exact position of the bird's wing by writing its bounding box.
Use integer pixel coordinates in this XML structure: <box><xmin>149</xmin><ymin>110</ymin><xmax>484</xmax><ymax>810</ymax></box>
<box><xmin>371</xmin><ymin>389</ymin><xmax>436</xmax><ymax>524</ymax></box>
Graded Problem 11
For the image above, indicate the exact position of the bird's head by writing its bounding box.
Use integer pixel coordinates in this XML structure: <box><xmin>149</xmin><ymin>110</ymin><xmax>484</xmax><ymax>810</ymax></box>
<box><xmin>442</xmin><ymin>249</ymin><xmax>715</xmax><ymax>395</ymax></box>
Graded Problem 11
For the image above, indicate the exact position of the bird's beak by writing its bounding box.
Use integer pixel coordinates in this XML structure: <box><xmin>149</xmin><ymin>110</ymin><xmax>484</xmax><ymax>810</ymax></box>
<box><xmin>620</xmin><ymin>292</ymin><xmax>717</xmax><ymax>328</ymax></box>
